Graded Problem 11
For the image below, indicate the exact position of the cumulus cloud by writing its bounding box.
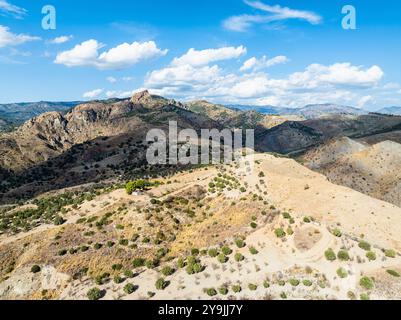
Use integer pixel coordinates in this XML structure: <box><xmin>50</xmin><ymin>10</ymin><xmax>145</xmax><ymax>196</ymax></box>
<box><xmin>240</xmin><ymin>55</ymin><xmax>289</xmax><ymax>71</ymax></box>
<box><xmin>0</xmin><ymin>25</ymin><xmax>40</xmax><ymax>48</ymax></box>
<box><xmin>224</xmin><ymin>0</ymin><xmax>322</xmax><ymax>32</ymax></box>
<box><xmin>0</xmin><ymin>0</ymin><xmax>26</xmax><ymax>19</ymax></box>
<box><xmin>172</xmin><ymin>46</ymin><xmax>247</xmax><ymax>67</ymax></box>
<box><xmin>83</xmin><ymin>88</ymin><xmax>103</xmax><ymax>99</ymax></box>
<box><xmin>55</xmin><ymin>39</ymin><xmax>168</xmax><ymax>69</ymax></box>
<box><xmin>144</xmin><ymin>60</ymin><xmax>385</xmax><ymax>108</ymax></box>
<box><xmin>49</xmin><ymin>35</ymin><xmax>73</xmax><ymax>44</ymax></box>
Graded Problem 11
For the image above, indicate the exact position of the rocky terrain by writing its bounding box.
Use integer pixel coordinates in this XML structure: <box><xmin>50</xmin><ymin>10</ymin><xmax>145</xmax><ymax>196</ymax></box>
<box><xmin>302</xmin><ymin>137</ymin><xmax>401</xmax><ymax>207</ymax></box>
<box><xmin>1</xmin><ymin>92</ymin><xmax>401</xmax><ymax>300</ymax></box>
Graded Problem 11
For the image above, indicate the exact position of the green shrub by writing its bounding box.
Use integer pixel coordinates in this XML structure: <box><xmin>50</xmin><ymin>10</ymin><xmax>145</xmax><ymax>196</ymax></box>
<box><xmin>123</xmin><ymin>283</ymin><xmax>136</xmax><ymax>294</ymax></box>
<box><xmin>234</xmin><ymin>253</ymin><xmax>244</xmax><ymax>262</ymax></box>
<box><xmin>359</xmin><ymin>277</ymin><xmax>374</xmax><ymax>290</ymax></box>
<box><xmin>325</xmin><ymin>248</ymin><xmax>336</xmax><ymax>261</ymax></box>
<box><xmin>161</xmin><ymin>266</ymin><xmax>175</xmax><ymax>276</ymax></box>
<box><xmin>331</xmin><ymin>228</ymin><xmax>342</xmax><ymax>237</ymax></box>
<box><xmin>250</xmin><ymin>222</ymin><xmax>257</xmax><ymax>229</ymax></box>
<box><xmin>358</xmin><ymin>241</ymin><xmax>371</xmax><ymax>251</ymax></box>
<box><xmin>114</xmin><ymin>275</ymin><xmax>124</xmax><ymax>284</ymax></box>
<box><xmin>208</xmin><ymin>248</ymin><xmax>218</xmax><ymax>257</ymax></box>
<box><xmin>112</xmin><ymin>264</ymin><xmax>123</xmax><ymax>271</ymax></box>
<box><xmin>221</xmin><ymin>246</ymin><xmax>232</xmax><ymax>255</ymax></box>
<box><xmin>278</xmin><ymin>280</ymin><xmax>286</xmax><ymax>286</ymax></box>
<box><xmin>177</xmin><ymin>258</ymin><xmax>186</xmax><ymax>268</ymax></box>
<box><xmin>155</xmin><ymin>278</ymin><xmax>169</xmax><ymax>290</ymax></box>
<box><xmin>249</xmin><ymin>247</ymin><xmax>259</xmax><ymax>255</ymax></box>
<box><xmin>93</xmin><ymin>243</ymin><xmax>102</xmax><ymax>250</ymax></box>
<box><xmin>337</xmin><ymin>268</ymin><xmax>348</xmax><ymax>278</ymax></box>
<box><xmin>145</xmin><ymin>259</ymin><xmax>159</xmax><ymax>269</ymax></box>
<box><xmin>124</xmin><ymin>270</ymin><xmax>134</xmax><ymax>278</ymax></box>
<box><xmin>186</xmin><ymin>263</ymin><xmax>203</xmax><ymax>275</ymax></box>
<box><xmin>218</xmin><ymin>287</ymin><xmax>228</xmax><ymax>295</ymax></box>
<box><xmin>217</xmin><ymin>253</ymin><xmax>228</xmax><ymax>263</ymax></box>
<box><xmin>263</xmin><ymin>280</ymin><xmax>270</xmax><ymax>288</ymax></box>
<box><xmin>235</xmin><ymin>238</ymin><xmax>246</xmax><ymax>248</ymax></box>
<box><xmin>337</xmin><ymin>250</ymin><xmax>350</xmax><ymax>261</ymax></box>
<box><xmin>280</xmin><ymin>292</ymin><xmax>287</xmax><ymax>299</ymax></box>
<box><xmin>282</xmin><ymin>212</ymin><xmax>291</xmax><ymax>219</ymax></box>
<box><xmin>303</xmin><ymin>217</ymin><xmax>311</xmax><ymax>223</ymax></box>
<box><xmin>132</xmin><ymin>258</ymin><xmax>145</xmax><ymax>268</ymax></box>
<box><xmin>275</xmin><ymin>228</ymin><xmax>286</xmax><ymax>238</ymax></box>
<box><xmin>232</xmin><ymin>285</ymin><xmax>241</xmax><ymax>293</ymax></box>
<box><xmin>289</xmin><ymin>279</ymin><xmax>300</xmax><ymax>287</ymax></box>
<box><xmin>302</xmin><ymin>279</ymin><xmax>313</xmax><ymax>287</ymax></box>
<box><xmin>87</xmin><ymin>287</ymin><xmax>103</xmax><ymax>300</ymax></box>
<box><xmin>387</xmin><ymin>270</ymin><xmax>400</xmax><ymax>277</ymax></box>
<box><xmin>191</xmin><ymin>248</ymin><xmax>200</xmax><ymax>256</ymax></box>
<box><xmin>360</xmin><ymin>293</ymin><xmax>370</xmax><ymax>301</ymax></box>
<box><xmin>58</xmin><ymin>249</ymin><xmax>68</xmax><ymax>256</ymax></box>
<box><xmin>31</xmin><ymin>265</ymin><xmax>41</xmax><ymax>273</ymax></box>
<box><xmin>385</xmin><ymin>249</ymin><xmax>396</xmax><ymax>258</ymax></box>
<box><xmin>366</xmin><ymin>251</ymin><xmax>376</xmax><ymax>261</ymax></box>
<box><xmin>248</xmin><ymin>283</ymin><xmax>257</xmax><ymax>291</ymax></box>
<box><xmin>286</xmin><ymin>227</ymin><xmax>294</xmax><ymax>236</ymax></box>
<box><xmin>205</xmin><ymin>288</ymin><xmax>217</xmax><ymax>296</ymax></box>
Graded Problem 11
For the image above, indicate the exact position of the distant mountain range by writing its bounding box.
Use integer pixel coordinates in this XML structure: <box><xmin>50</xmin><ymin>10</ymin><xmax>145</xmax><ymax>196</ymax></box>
<box><xmin>376</xmin><ymin>106</ymin><xmax>401</xmax><ymax>115</ymax></box>
<box><xmin>228</xmin><ymin>103</ymin><xmax>367</xmax><ymax>119</ymax></box>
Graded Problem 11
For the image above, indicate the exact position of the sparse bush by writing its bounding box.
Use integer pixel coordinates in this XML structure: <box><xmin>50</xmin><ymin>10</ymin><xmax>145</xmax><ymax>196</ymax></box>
<box><xmin>358</xmin><ymin>241</ymin><xmax>371</xmax><ymax>251</ymax></box>
<box><xmin>124</xmin><ymin>270</ymin><xmax>134</xmax><ymax>278</ymax></box>
<box><xmin>155</xmin><ymin>278</ymin><xmax>169</xmax><ymax>290</ymax></box>
<box><xmin>246</xmin><ymin>283</ymin><xmax>256</xmax><ymax>291</ymax></box>
<box><xmin>275</xmin><ymin>228</ymin><xmax>286</xmax><ymax>238</ymax></box>
<box><xmin>87</xmin><ymin>287</ymin><xmax>103</xmax><ymax>300</ymax></box>
<box><xmin>124</xmin><ymin>283</ymin><xmax>136</xmax><ymax>294</ymax></box>
<box><xmin>337</xmin><ymin>268</ymin><xmax>348</xmax><ymax>278</ymax></box>
<box><xmin>132</xmin><ymin>258</ymin><xmax>145</xmax><ymax>268</ymax></box>
<box><xmin>337</xmin><ymin>250</ymin><xmax>350</xmax><ymax>261</ymax></box>
<box><xmin>331</xmin><ymin>228</ymin><xmax>342</xmax><ymax>237</ymax></box>
<box><xmin>217</xmin><ymin>253</ymin><xmax>228</xmax><ymax>263</ymax></box>
<box><xmin>385</xmin><ymin>249</ymin><xmax>396</xmax><ymax>258</ymax></box>
<box><xmin>112</xmin><ymin>264</ymin><xmax>123</xmax><ymax>271</ymax></box>
<box><xmin>114</xmin><ymin>275</ymin><xmax>124</xmax><ymax>284</ymax></box>
<box><xmin>282</xmin><ymin>212</ymin><xmax>291</xmax><ymax>219</ymax></box>
<box><xmin>250</xmin><ymin>222</ymin><xmax>257</xmax><ymax>229</ymax></box>
<box><xmin>325</xmin><ymin>248</ymin><xmax>336</xmax><ymax>261</ymax></box>
<box><xmin>303</xmin><ymin>217</ymin><xmax>311</xmax><ymax>223</ymax></box>
<box><xmin>235</xmin><ymin>238</ymin><xmax>245</xmax><ymax>248</ymax></box>
<box><xmin>177</xmin><ymin>258</ymin><xmax>186</xmax><ymax>269</ymax></box>
<box><xmin>221</xmin><ymin>246</ymin><xmax>232</xmax><ymax>255</ymax></box>
<box><xmin>31</xmin><ymin>265</ymin><xmax>41</xmax><ymax>273</ymax></box>
<box><xmin>359</xmin><ymin>277</ymin><xmax>374</xmax><ymax>290</ymax></box>
<box><xmin>191</xmin><ymin>248</ymin><xmax>200</xmax><ymax>256</ymax></box>
<box><xmin>161</xmin><ymin>266</ymin><xmax>175</xmax><ymax>276</ymax></box>
<box><xmin>249</xmin><ymin>247</ymin><xmax>258</xmax><ymax>255</ymax></box>
<box><xmin>232</xmin><ymin>285</ymin><xmax>241</xmax><ymax>293</ymax></box>
<box><xmin>387</xmin><ymin>270</ymin><xmax>400</xmax><ymax>277</ymax></box>
<box><xmin>218</xmin><ymin>287</ymin><xmax>228</xmax><ymax>295</ymax></box>
<box><xmin>302</xmin><ymin>279</ymin><xmax>313</xmax><ymax>286</ymax></box>
<box><xmin>263</xmin><ymin>280</ymin><xmax>270</xmax><ymax>288</ymax></box>
<box><xmin>208</xmin><ymin>248</ymin><xmax>218</xmax><ymax>257</ymax></box>
<box><xmin>234</xmin><ymin>253</ymin><xmax>244</xmax><ymax>262</ymax></box>
<box><xmin>205</xmin><ymin>288</ymin><xmax>217</xmax><ymax>296</ymax></box>
<box><xmin>289</xmin><ymin>279</ymin><xmax>300</xmax><ymax>287</ymax></box>
<box><xmin>366</xmin><ymin>251</ymin><xmax>376</xmax><ymax>261</ymax></box>
<box><xmin>360</xmin><ymin>293</ymin><xmax>370</xmax><ymax>300</ymax></box>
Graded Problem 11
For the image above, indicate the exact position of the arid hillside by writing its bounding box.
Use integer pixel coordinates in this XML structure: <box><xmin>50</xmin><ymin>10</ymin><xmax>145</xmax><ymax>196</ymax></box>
<box><xmin>0</xmin><ymin>153</ymin><xmax>401</xmax><ymax>300</ymax></box>
<box><xmin>302</xmin><ymin>137</ymin><xmax>401</xmax><ymax>207</ymax></box>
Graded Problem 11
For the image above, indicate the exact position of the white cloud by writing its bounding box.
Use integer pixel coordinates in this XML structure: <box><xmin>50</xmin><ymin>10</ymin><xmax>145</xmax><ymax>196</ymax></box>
<box><xmin>172</xmin><ymin>46</ymin><xmax>247</xmax><ymax>67</ymax></box>
<box><xmin>122</xmin><ymin>76</ymin><xmax>134</xmax><ymax>81</ymax></box>
<box><xmin>0</xmin><ymin>25</ymin><xmax>40</xmax><ymax>48</ymax></box>
<box><xmin>144</xmin><ymin>60</ymin><xmax>385</xmax><ymax>108</ymax></box>
<box><xmin>83</xmin><ymin>88</ymin><xmax>103</xmax><ymax>99</ymax></box>
<box><xmin>106</xmin><ymin>76</ymin><xmax>117</xmax><ymax>83</ymax></box>
<box><xmin>240</xmin><ymin>55</ymin><xmax>289</xmax><ymax>71</ymax></box>
<box><xmin>146</xmin><ymin>64</ymin><xmax>222</xmax><ymax>88</ymax></box>
<box><xmin>357</xmin><ymin>95</ymin><xmax>373</xmax><ymax>108</ymax></box>
<box><xmin>224</xmin><ymin>0</ymin><xmax>322</xmax><ymax>32</ymax></box>
<box><xmin>49</xmin><ymin>35</ymin><xmax>73</xmax><ymax>44</ymax></box>
<box><xmin>105</xmin><ymin>90</ymin><xmax>136</xmax><ymax>99</ymax></box>
<box><xmin>0</xmin><ymin>0</ymin><xmax>26</xmax><ymax>19</ymax></box>
<box><xmin>55</xmin><ymin>39</ymin><xmax>168</xmax><ymax>69</ymax></box>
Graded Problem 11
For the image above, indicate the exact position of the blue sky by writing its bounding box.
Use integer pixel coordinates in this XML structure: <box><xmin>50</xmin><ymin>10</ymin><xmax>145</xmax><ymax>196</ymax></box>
<box><xmin>1</xmin><ymin>0</ymin><xmax>401</xmax><ymax>110</ymax></box>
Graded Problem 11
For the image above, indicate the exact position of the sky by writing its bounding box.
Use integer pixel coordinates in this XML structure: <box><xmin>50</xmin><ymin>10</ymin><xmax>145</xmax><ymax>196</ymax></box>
<box><xmin>1</xmin><ymin>0</ymin><xmax>401</xmax><ymax>110</ymax></box>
